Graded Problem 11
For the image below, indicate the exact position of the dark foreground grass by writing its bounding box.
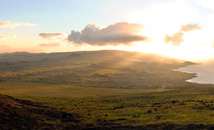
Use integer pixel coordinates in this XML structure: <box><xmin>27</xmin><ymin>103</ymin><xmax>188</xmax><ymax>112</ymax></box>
<box><xmin>16</xmin><ymin>88</ymin><xmax>214</xmax><ymax>129</ymax></box>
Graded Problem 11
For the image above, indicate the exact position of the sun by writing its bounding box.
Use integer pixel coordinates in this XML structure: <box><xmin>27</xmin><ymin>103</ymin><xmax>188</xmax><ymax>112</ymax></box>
<box><xmin>120</xmin><ymin>1</ymin><xmax>214</xmax><ymax>61</ymax></box>
<box><xmin>126</xmin><ymin>41</ymin><xmax>214</xmax><ymax>61</ymax></box>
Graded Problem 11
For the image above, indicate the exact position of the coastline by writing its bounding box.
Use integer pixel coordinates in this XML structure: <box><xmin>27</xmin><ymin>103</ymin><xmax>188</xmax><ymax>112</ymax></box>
<box><xmin>174</xmin><ymin>62</ymin><xmax>214</xmax><ymax>85</ymax></box>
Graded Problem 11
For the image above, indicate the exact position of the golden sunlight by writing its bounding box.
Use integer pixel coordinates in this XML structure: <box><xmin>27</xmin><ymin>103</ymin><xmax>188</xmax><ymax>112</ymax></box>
<box><xmin>129</xmin><ymin>44</ymin><xmax>214</xmax><ymax>60</ymax></box>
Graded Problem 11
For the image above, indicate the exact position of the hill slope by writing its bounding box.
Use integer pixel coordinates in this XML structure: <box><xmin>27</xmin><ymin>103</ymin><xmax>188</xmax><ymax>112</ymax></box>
<box><xmin>4</xmin><ymin>88</ymin><xmax>214</xmax><ymax>130</ymax></box>
<box><xmin>0</xmin><ymin>50</ymin><xmax>185</xmax><ymax>72</ymax></box>
<box><xmin>0</xmin><ymin>94</ymin><xmax>80</xmax><ymax>129</ymax></box>
<box><xmin>0</xmin><ymin>50</ymin><xmax>205</xmax><ymax>89</ymax></box>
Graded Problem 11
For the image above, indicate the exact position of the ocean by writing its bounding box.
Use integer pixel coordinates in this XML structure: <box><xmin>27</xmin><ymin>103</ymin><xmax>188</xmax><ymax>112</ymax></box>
<box><xmin>175</xmin><ymin>60</ymin><xmax>214</xmax><ymax>84</ymax></box>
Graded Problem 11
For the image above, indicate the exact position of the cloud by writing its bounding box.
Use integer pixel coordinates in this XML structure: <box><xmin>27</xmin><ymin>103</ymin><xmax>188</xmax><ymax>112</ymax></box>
<box><xmin>164</xmin><ymin>32</ymin><xmax>184</xmax><ymax>46</ymax></box>
<box><xmin>67</xmin><ymin>22</ymin><xmax>149</xmax><ymax>45</ymax></box>
<box><xmin>0</xmin><ymin>21</ymin><xmax>36</xmax><ymax>28</ymax></box>
<box><xmin>0</xmin><ymin>35</ymin><xmax>16</xmax><ymax>40</ymax></box>
<box><xmin>180</xmin><ymin>24</ymin><xmax>201</xmax><ymax>32</ymax></box>
<box><xmin>165</xmin><ymin>24</ymin><xmax>201</xmax><ymax>46</ymax></box>
<box><xmin>39</xmin><ymin>33</ymin><xmax>65</xmax><ymax>40</ymax></box>
<box><xmin>39</xmin><ymin>42</ymin><xmax>60</xmax><ymax>47</ymax></box>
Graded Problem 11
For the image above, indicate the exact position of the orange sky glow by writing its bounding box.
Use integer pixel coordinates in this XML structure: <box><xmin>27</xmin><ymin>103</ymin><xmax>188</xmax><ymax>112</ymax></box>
<box><xmin>1</xmin><ymin>0</ymin><xmax>214</xmax><ymax>61</ymax></box>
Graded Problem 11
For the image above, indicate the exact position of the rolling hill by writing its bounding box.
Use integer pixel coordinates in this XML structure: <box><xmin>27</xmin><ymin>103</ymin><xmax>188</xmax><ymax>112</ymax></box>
<box><xmin>0</xmin><ymin>50</ymin><xmax>210</xmax><ymax>89</ymax></box>
<box><xmin>1</xmin><ymin>50</ymin><xmax>214</xmax><ymax>130</ymax></box>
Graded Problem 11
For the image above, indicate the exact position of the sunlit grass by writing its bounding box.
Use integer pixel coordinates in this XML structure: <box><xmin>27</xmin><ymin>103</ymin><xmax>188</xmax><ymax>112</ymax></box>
<box><xmin>14</xmin><ymin>88</ymin><xmax>214</xmax><ymax>127</ymax></box>
<box><xmin>0</xmin><ymin>82</ymin><xmax>170</xmax><ymax>97</ymax></box>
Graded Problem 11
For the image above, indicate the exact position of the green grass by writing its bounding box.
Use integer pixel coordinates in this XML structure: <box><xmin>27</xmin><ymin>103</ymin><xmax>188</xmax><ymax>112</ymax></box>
<box><xmin>0</xmin><ymin>82</ymin><xmax>170</xmax><ymax>97</ymax></box>
<box><xmin>1</xmin><ymin>50</ymin><xmax>214</xmax><ymax>128</ymax></box>
<box><xmin>1</xmin><ymin>50</ymin><xmax>207</xmax><ymax>89</ymax></box>
<box><xmin>14</xmin><ymin>87</ymin><xmax>214</xmax><ymax>127</ymax></box>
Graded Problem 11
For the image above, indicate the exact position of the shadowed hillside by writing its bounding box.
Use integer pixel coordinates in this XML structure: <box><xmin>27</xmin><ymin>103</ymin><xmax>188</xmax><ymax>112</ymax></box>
<box><xmin>0</xmin><ymin>94</ymin><xmax>80</xmax><ymax>130</ymax></box>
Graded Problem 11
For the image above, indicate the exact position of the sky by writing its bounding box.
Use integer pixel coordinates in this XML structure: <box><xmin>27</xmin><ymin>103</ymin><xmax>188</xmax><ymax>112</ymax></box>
<box><xmin>1</xmin><ymin>0</ymin><xmax>214</xmax><ymax>60</ymax></box>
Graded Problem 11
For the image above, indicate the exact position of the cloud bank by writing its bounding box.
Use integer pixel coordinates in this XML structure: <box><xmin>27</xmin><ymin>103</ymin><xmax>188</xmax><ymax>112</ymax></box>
<box><xmin>165</xmin><ymin>24</ymin><xmax>201</xmax><ymax>46</ymax></box>
<box><xmin>0</xmin><ymin>21</ymin><xmax>36</xmax><ymax>28</ymax></box>
<box><xmin>67</xmin><ymin>22</ymin><xmax>149</xmax><ymax>45</ymax></box>
<box><xmin>180</xmin><ymin>24</ymin><xmax>201</xmax><ymax>32</ymax></box>
<box><xmin>39</xmin><ymin>42</ymin><xmax>60</xmax><ymax>47</ymax></box>
<box><xmin>39</xmin><ymin>33</ymin><xmax>65</xmax><ymax>40</ymax></box>
<box><xmin>0</xmin><ymin>35</ymin><xmax>16</xmax><ymax>40</ymax></box>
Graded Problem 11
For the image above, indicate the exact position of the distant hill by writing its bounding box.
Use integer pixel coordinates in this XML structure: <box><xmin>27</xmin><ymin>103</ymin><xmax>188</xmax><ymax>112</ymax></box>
<box><xmin>0</xmin><ymin>50</ymin><xmax>188</xmax><ymax>72</ymax></box>
<box><xmin>0</xmin><ymin>50</ymin><xmax>208</xmax><ymax>89</ymax></box>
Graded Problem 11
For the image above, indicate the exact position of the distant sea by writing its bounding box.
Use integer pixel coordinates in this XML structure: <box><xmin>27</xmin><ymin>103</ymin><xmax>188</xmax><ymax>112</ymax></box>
<box><xmin>175</xmin><ymin>60</ymin><xmax>214</xmax><ymax>84</ymax></box>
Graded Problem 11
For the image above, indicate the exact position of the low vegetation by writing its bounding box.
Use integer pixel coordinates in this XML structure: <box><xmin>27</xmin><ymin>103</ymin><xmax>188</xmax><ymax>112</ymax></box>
<box><xmin>16</xmin><ymin>88</ymin><xmax>214</xmax><ymax>129</ymax></box>
<box><xmin>0</xmin><ymin>94</ymin><xmax>80</xmax><ymax>130</ymax></box>
<box><xmin>0</xmin><ymin>50</ymin><xmax>212</xmax><ymax>89</ymax></box>
<box><xmin>0</xmin><ymin>82</ymin><xmax>170</xmax><ymax>97</ymax></box>
<box><xmin>0</xmin><ymin>50</ymin><xmax>214</xmax><ymax>129</ymax></box>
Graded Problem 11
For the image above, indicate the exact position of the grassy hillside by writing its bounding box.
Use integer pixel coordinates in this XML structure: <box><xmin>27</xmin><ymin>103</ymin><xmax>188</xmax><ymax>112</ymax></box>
<box><xmin>0</xmin><ymin>50</ymin><xmax>212</xmax><ymax>89</ymax></box>
<box><xmin>0</xmin><ymin>82</ymin><xmax>170</xmax><ymax>97</ymax></box>
<box><xmin>1</xmin><ymin>50</ymin><xmax>214</xmax><ymax>129</ymax></box>
<box><xmin>2</xmin><ymin>87</ymin><xmax>214</xmax><ymax>129</ymax></box>
<box><xmin>15</xmin><ymin>88</ymin><xmax>214</xmax><ymax>129</ymax></box>
<box><xmin>0</xmin><ymin>50</ymin><xmax>184</xmax><ymax>72</ymax></box>
<box><xmin>0</xmin><ymin>94</ymin><xmax>80</xmax><ymax>130</ymax></box>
